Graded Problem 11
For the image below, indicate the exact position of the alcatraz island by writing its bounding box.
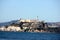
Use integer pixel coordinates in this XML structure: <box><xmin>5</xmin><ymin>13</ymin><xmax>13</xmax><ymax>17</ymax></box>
<box><xmin>0</xmin><ymin>18</ymin><xmax>60</xmax><ymax>33</ymax></box>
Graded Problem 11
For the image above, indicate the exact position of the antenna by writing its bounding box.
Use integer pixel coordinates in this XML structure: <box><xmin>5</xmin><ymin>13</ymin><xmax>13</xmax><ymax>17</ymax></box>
<box><xmin>37</xmin><ymin>16</ymin><xmax>38</xmax><ymax>20</ymax></box>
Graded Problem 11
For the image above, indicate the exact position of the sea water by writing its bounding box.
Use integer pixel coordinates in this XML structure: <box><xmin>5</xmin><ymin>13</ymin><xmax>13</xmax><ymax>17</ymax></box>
<box><xmin>0</xmin><ymin>31</ymin><xmax>60</xmax><ymax>40</ymax></box>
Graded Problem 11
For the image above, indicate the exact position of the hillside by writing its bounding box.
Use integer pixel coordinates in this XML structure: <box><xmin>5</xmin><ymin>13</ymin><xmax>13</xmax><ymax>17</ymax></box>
<box><xmin>0</xmin><ymin>20</ymin><xmax>18</xmax><ymax>27</ymax></box>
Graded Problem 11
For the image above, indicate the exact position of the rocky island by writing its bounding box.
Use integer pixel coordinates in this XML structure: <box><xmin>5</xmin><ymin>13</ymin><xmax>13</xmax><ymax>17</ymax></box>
<box><xmin>0</xmin><ymin>19</ymin><xmax>60</xmax><ymax>33</ymax></box>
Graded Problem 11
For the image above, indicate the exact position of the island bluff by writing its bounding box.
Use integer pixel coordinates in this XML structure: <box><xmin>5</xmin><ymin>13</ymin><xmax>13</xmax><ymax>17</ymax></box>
<box><xmin>0</xmin><ymin>19</ymin><xmax>60</xmax><ymax>32</ymax></box>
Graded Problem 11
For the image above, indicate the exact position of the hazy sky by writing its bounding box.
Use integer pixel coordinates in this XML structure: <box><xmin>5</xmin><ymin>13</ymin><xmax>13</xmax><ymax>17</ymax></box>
<box><xmin>0</xmin><ymin>0</ymin><xmax>60</xmax><ymax>22</ymax></box>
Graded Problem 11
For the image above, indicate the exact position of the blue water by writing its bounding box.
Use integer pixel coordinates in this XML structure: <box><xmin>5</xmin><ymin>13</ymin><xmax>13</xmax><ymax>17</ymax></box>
<box><xmin>0</xmin><ymin>31</ymin><xmax>60</xmax><ymax>40</ymax></box>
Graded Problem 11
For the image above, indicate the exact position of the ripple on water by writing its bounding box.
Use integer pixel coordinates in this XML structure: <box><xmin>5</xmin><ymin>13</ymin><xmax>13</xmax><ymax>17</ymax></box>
<box><xmin>0</xmin><ymin>31</ymin><xmax>60</xmax><ymax>40</ymax></box>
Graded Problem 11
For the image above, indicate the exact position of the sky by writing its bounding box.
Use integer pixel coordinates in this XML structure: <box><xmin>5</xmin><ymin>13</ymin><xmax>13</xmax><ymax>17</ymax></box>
<box><xmin>0</xmin><ymin>0</ymin><xmax>60</xmax><ymax>22</ymax></box>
